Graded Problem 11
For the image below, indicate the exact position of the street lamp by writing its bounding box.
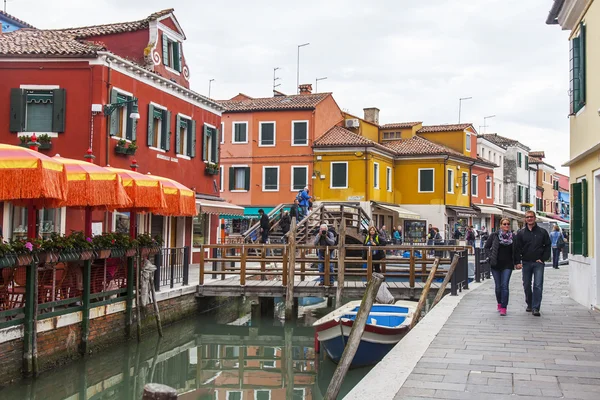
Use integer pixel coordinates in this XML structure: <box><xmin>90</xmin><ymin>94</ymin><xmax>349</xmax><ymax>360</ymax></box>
<box><xmin>297</xmin><ymin>43</ymin><xmax>310</xmax><ymax>94</ymax></box>
<box><xmin>458</xmin><ymin>97</ymin><xmax>472</xmax><ymax>123</ymax></box>
<box><xmin>315</xmin><ymin>76</ymin><xmax>327</xmax><ymax>93</ymax></box>
<box><xmin>208</xmin><ymin>79</ymin><xmax>215</xmax><ymax>98</ymax></box>
<box><xmin>103</xmin><ymin>97</ymin><xmax>140</xmax><ymax>120</ymax></box>
<box><xmin>483</xmin><ymin>115</ymin><xmax>496</xmax><ymax>133</ymax></box>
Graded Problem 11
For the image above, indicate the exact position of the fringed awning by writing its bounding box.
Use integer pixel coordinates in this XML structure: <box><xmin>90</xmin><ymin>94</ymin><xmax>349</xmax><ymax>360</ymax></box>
<box><xmin>196</xmin><ymin>199</ymin><xmax>244</xmax><ymax>216</ymax></box>
<box><xmin>52</xmin><ymin>156</ymin><xmax>132</xmax><ymax>209</ymax></box>
<box><xmin>105</xmin><ymin>167</ymin><xmax>167</xmax><ymax>212</ymax></box>
<box><xmin>0</xmin><ymin>143</ymin><xmax>67</xmax><ymax>208</ymax></box>
<box><xmin>150</xmin><ymin>174</ymin><xmax>196</xmax><ymax>217</ymax></box>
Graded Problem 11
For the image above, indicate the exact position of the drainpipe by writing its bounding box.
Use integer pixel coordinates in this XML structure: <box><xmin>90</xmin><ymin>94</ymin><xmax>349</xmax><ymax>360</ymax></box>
<box><xmin>105</xmin><ymin>58</ymin><xmax>112</xmax><ymax>167</ymax></box>
<box><xmin>364</xmin><ymin>146</ymin><xmax>369</xmax><ymax>202</ymax></box>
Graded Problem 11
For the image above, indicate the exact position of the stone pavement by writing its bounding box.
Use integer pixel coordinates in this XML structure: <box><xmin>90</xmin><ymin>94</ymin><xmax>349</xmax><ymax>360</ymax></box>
<box><xmin>394</xmin><ymin>266</ymin><xmax>600</xmax><ymax>400</ymax></box>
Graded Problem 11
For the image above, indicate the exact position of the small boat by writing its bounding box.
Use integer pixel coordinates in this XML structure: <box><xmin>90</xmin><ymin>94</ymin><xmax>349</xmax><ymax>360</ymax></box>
<box><xmin>313</xmin><ymin>300</ymin><xmax>415</xmax><ymax>367</ymax></box>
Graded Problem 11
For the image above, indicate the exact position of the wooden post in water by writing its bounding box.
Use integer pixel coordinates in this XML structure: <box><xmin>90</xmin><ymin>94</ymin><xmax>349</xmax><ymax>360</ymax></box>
<box><xmin>432</xmin><ymin>254</ymin><xmax>460</xmax><ymax>308</ymax></box>
<box><xmin>285</xmin><ymin>325</ymin><xmax>295</xmax><ymax>400</ymax></box>
<box><xmin>325</xmin><ymin>272</ymin><xmax>384</xmax><ymax>400</ymax></box>
<box><xmin>336</xmin><ymin>217</ymin><xmax>346</xmax><ymax>308</ymax></box>
<box><xmin>142</xmin><ymin>383</ymin><xmax>177</xmax><ymax>399</ymax></box>
<box><xmin>409</xmin><ymin>257</ymin><xmax>440</xmax><ymax>329</ymax></box>
<box><xmin>285</xmin><ymin>218</ymin><xmax>297</xmax><ymax>320</ymax></box>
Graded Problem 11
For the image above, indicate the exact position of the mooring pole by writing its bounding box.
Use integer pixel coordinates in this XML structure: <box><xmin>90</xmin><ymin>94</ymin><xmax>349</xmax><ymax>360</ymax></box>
<box><xmin>432</xmin><ymin>254</ymin><xmax>460</xmax><ymax>308</ymax></box>
<box><xmin>336</xmin><ymin>217</ymin><xmax>346</xmax><ymax>308</ymax></box>
<box><xmin>410</xmin><ymin>257</ymin><xmax>440</xmax><ymax>329</ymax></box>
<box><xmin>285</xmin><ymin>218</ymin><xmax>297</xmax><ymax>320</ymax></box>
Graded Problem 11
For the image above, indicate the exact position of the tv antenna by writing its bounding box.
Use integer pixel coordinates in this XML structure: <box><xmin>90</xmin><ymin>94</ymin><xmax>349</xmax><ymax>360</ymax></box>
<box><xmin>273</xmin><ymin>67</ymin><xmax>281</xmax><ymax>91</ymax></box>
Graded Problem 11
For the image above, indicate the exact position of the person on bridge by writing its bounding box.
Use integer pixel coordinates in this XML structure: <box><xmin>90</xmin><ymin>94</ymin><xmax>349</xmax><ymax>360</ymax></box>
<box><xmin>280</xmin><ymin>210</ymin><xmax>291</xmax><ymax>243</ymax></box>
<box><xmin>484</xmin><ymin>217</ymin><xmax>518</xmax><ymax>316</ymax></box>
<box><xmin>299</xmin><ymin>186</ymin><xmax>312</xmax><ymax>218</ymax></box>
<box><xmin>363</xmin><ymin>226</ymin><xmax>385</xmax><ymax>273</ymax></box>
<box><xmin>290</xmin><ymin>198</ymin><xmax>302</xmax><ymax>222</ymax></box>
<box><xmin>258</xmin><ymin>209</ymin><xmax>270</xmax><ymax>244</ymax></box>
<box><xmin>514</xmin><ymin>210</ymin><xmax>551</xmax><ymax>317</ymax></box>
<box><xmin>314</xmin><ymin>223</ymin><xmax>335</xmax><ymax>286</ymax></box>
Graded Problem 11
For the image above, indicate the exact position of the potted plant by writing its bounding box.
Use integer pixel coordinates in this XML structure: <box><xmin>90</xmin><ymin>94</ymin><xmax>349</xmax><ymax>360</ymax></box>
<box><xmin>18</xmin><ymin>135</ymin><xmax>30</xmax><ymax>148</ymax></box>
<box><xmin>38</xmin><ymin>134</ymin><xmax>52</xmax><ymax>151</ymax></box>
<box><xmin>33</xmin><ymin>235</ymin><xmax>60</xmax><ymax>263</ymax></box>
<box><xmin>0</xmin><ymin>241</ymin><xmax>17</xmax><ymax>267</ymax></box>
<box><xmin>115</xmin><ymin>139</ymin><xmax>128</xmax><ymax>155</ymax></box>
<box><xmin>205</xmin><ymin>162</ymin><xmax>219</xmax><ymax>175</ymax></box>
<box><xmin>9</xmin><ymin>239</ymin><xmax>35</xmax><ymax>266</ymax></box>
<box><xmin>126</xmin><ymin>140</ymin><xmax>138</xmax><ymax>155</ymax></box>
<box><xmin>138</xmin><ymin>233</ymin><xmax>163</xmax><ymax>257</ymax></box>
<box><xmin>69</xmin><ymin>231</ymin><xmax>94</xmax><ymax>260</ymax></box>
<box><xmin>92</xmin><ymin>233</ymin><xmax>114</xmax><ymax>259</ymax></box>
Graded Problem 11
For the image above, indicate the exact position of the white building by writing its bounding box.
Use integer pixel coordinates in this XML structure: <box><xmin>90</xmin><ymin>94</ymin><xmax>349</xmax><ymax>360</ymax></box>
<box><xmin>477</xmin><ymin>136</ymin><xmax>506</xmax><ymax>205</ymax></box>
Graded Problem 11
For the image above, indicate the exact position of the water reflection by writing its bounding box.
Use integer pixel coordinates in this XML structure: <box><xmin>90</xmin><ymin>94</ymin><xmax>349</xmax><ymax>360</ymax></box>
<box><xmin>0</xmin><ymin>297</ymin><xmax>371</xmax><ymax>400</ymax></box>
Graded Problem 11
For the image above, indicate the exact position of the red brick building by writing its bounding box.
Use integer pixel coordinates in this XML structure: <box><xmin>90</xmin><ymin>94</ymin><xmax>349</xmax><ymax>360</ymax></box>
<box><xmin>0</xmin><ymin>9</ymin><xmax>237</xmax><ymax>262</ymax></box>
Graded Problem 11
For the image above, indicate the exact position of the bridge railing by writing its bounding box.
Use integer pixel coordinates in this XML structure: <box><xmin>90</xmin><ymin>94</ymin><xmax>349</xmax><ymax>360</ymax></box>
<box><xmin>198</xmin><ymin>243</ymin><xmax>470</xmax><ymax>291</ymax></box>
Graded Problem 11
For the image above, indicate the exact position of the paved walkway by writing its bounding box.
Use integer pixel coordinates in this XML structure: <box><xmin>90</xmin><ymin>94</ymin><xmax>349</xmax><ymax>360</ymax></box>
<box><xmin>393</xmin><ymin>266</ymin><xmax>600</xmax><ymax>399</ymax></box>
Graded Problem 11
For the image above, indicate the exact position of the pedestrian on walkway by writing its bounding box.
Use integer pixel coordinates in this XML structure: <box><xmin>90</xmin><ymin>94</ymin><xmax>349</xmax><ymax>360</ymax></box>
<box><xmin>299</xmin><ymin>186</ymin><xmax>312</xmax><ymax>218</ymax></box>
<box><xmin>258</xmin><ymin>209</ymin><xmax>270</xmax><ymax>244</ymax></box>
<box><xmin>479</xmin><ymin>226</ymin><xmax>489</xmax><ymax>248</ymax></box>
<box><xmin>466</xmin><ymin>225</ymin><xmax>476</xmax><ymax>254</ymax></box>
<box><xmin>314</xmin><ymin>223</ymin><xmax>335</xmax><ymax>286</ymax></box>
<box><xmin>514</xmin><ymin>210</ymin><xmax>551</xmax><ymax>317</ymax></box>
<box><xmin>290</xmin><ymin>199</ymin><xmax>301</xmax><ymax>221</ymax></box>
<box><xmin>484</xmin><ymin>218</ymin><xmax>517</xmax><ymax>316</ymax></box>
<box><xmin>549</xmin><ymin>225</ymin><xmax>565</xmax><ymax>270</ymax></box>
<box><xmin>363</xmin><ymin>226</ymin><xmax>384</xmax><ymax>273</ymax></box>
<box><xmin>280</xmin><ymin>210</ymin><xmax>291</xmax><ymax>243</ymax></box>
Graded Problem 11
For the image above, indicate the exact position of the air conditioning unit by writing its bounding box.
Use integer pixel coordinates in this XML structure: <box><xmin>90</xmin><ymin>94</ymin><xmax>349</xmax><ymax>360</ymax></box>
<box><xmin>345</xmin><ymin>119</ymin><xmax>360</xmax><ymax>128</ymax></box>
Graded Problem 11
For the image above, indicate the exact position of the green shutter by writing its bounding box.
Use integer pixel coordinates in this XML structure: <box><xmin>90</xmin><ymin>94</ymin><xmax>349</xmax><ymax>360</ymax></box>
<box><xmin>525</xmin><ymin>156</ymin><xmax>529</xmax><ymax>170</ymax></box>
<box><xmin>202</xmin><ymin>125</ymin><xmax>209</xmax><ymax>161</ymax></box>
<box><xmin>125</xmin><ymin>101</ymin><xmax>134</xmax><ymax>141</ymax></box>
<box><xmin>582</xmin><ymin>179</ymin><xmax>588</xmax><ymax>257</ymax></box>
<box><xmin>109</xmin><ymin>89</ymin><xmax>119</xmax><ymax>136</ymax></box>
<box><xmin>571</xmin><ymin>182</ymin><xmax>583</xmax><ymax>255</ymax></box>
<box><xmin>175</xmin><ymin>114</ymin><xmax>181</xmax><ymax>154</ymax></box>
<box><xmin>570</xmin><ymin>37</ymin><xmax>579</xmax><ymax>114</ymax></box>
<box><xmin>189</xmin><ymin>119</ymin><xmax>196</xmax><ymax>158</ymax></box>
<box><xmin>214</xmin><ymin>128</ymin><xmax>220</xmax><ymax>163</ymax></box>
<box><xmin>244</xmin><ymin>167</ymin><xmax>250</xmax><ymax>190</ymax></box>
<box><xmin>162</xmin><ymin>34</ymin><xmax>169</xmax><ymax>67</ymax></box>
<box><xmin>229</xmin><ymin>167</ymin><xmax>235</xmax><ymax>191</ymax></box>
<box><xmin>517</xmin><ymin>152</ymin><xmax>522</xmax><ymax>168</ymax></box>
<box><xmin>9</xmin><ymin>88</ymin><xmax>25</xmax><ymax>132</ymax></box>
<box><xmin>211</xmin><ymin>128</ymin><xmax>218</xmax><ymax>163</ymax></box>
<box><xmin>52</xmin><ymin>89</ymin><xmax>66</xmax><ymax>133</ymax></box>
<box><xmin>172</xmin><ymin>42</ymin><xmax>181</xmax><ymax>72</ymax></box>
<box><xmin>579</xmin><ymin>22</ymin><xmax>586</xmax><ymax>108</ymax></box>
<box><xmin>162</xmin><ymin>110</ymin><xmax>171</xmax><ymax>151</ymax></box>
<box><xmin>147</xmin><ymin>104</ymin><xmax>154</xmax><ymax>146</ymax></box>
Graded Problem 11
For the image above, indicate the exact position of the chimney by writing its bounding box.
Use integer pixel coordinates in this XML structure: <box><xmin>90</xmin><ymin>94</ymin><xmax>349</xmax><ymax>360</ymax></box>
<box><xmin>298</xmin><ymin>84</ymin><xmax>313</xmax><ymax>95</ymax></box>
<box><xmin>363</xmin><ymin>107</ymin><xmax>380</xmax><ymax>125</ymax></box>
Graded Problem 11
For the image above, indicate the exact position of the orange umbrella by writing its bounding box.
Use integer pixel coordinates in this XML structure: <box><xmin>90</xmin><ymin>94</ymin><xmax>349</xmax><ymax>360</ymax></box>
<box><xmin>104</xmin><ymin>167</ymin><xmax>168</xmax><ymax>212</ymax></box>
<box><xmin>0</xmin><ymin>143</ymin><xmax>67</xmax><ymax>208</ymax></box>
<box><xmin>150</xmin><ymin>174</ymin><xmax>196</xmax><ymax>217</ymax></box>
<box><xmin>52</xmin><ymin>156</ymin><xmax>132</xmax><ymax>209</ymax></box>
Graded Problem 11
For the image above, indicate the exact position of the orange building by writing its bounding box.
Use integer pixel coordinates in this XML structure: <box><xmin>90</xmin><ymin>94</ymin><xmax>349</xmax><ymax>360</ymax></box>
<box><xmin>217</xmin><ymin>85</ymin><xmax>343</xmax><ymax>231</ymax></box>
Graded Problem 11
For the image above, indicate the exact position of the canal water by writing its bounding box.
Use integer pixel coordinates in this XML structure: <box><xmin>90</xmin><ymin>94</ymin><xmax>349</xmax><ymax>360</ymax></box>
<box><xmin>0</xmin><ymin>296</ymin><xmax>388</xmax><ymax>400</ymax></box>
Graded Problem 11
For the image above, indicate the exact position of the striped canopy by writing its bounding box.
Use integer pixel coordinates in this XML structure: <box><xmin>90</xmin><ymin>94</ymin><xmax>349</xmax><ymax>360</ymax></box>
<box><xmin>105</xmin><ymin>167</ymin><xmax>167</xmax><ymax>212</ymax></box>
<box><xmin>149</xmin><ymin>174</ymin><xmax>196</xmax><ymax>217</ymax></box>
<box><xmin>0</xmin><ymin>143</ymin><xmax>67</xmax><ymax>208</ymax></box>
<box><xmin>52</xmin><ymin>156</ymin><xmax>132</xmax><ymax>209</ymax></box>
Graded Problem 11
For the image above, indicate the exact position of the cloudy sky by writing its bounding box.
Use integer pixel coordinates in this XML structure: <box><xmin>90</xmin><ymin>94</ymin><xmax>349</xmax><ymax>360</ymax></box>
<box><xmin>7</xmin><ymin>0</ymin><xmax>570</xmax><ymax>172</ymax></box>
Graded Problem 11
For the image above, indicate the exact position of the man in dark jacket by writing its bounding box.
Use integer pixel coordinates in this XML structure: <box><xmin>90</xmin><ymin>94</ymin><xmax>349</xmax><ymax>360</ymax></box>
<box><xmin>290</xmin><ymin>199</ymin><xmax>301</xmax><ymax>222</ymax></box>
<box><xmin>514</xmin><ymin>210</ymin><xmax>551</xmax><ymax>316</ymax></box>
<box><xmin>258</xmin><ymin>209</ymin><xmax>270</xmax><ymax>244</ymax></box>
<box><xmin>280</xmin><ymin>210</ymin><xmax>291</xmax><ymax>242</ymax></box>
<box><xmin>314</xmin><ymin>223</ymin><xmax>335</xmax><ymax>286</ymax></box>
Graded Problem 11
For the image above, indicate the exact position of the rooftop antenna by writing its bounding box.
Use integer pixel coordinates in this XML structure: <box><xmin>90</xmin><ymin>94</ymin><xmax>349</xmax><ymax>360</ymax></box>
<box><xmin>273</xmin><ymin>67</ymin><xmax>281</xmax><ymax>91</ymax></box>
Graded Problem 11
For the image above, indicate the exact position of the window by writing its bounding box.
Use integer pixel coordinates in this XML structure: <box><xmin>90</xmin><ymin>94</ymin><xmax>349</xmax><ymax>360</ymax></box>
<box><xmin>10</xmin><ymin>206</ymin><xmax>62</xmax><ymax>241</ymax></box>
<box><xmin>543</xmin><ymin>172</ymin><xmax>547</xmax><ymax>183</ymax></box>
<box><xmin>461</xmin><ymin>172</ymin><xmax>468</xmax><ymax>195</ymax></box>
<box><xmin>106</xmin><ymin>88</ymin><xmax>137</xmax><ymax>140</ymax></box>
<box><xmin>386</xmin><ymin>167</ymin><xmax>392</xmax><ymax>192</ymax></box>
<box><xmin>175</xmin><ymin>114</ymin><xmax>196</xmax><ymax>157</ymax></box>
<box><xmin>383</xmin><ymin>132</ymin><xmax>402</xmax><ymax>140</ymax></box>
<box><xmin>525</xmin><ymin>156</ymin><xmax>529</xmax><ymax>170</ymax></box>
<box><xmin>10</xmin><ymin>87</ymin><xmax>66</xmax><ymax>134</ymax></box>
<box><xmin>447</xmin><ymin>169</ymin><xmax>454</xmax><ymax>193</ymax></box>
<box><xmin>147</xmin><ymin>104</ymin><xmax>170</xmax><ymax>151</ymax></box>
<box><xmin>220</xmin><ymin>122</ymin><xmax>224</xmax><ymax>144</ymax></box>
<box><xmin>518</xmin><ymin>186</ymin><xmax>523</xmax><ymax>202</ymax></box>
<box><xmin>373</xmin><ymin>162</ymin><xmax>379</xmax><ymax>189</ymax></box>
<box><xmin>418</xmin><ymin>169</ymin><xmax>434</xmax><ymax>193</ymax></box>
<box><xmin>292</xmin><ymin>120</ymin><xmax>308</xmax><ymax>146</ymax></box>
<box><xmin>192</xmin><ymin>212</ymin><xmax>209</xmax><ymax>247</ymax></box>
<box><xmin>293</xmin><ymin>389</ymin><xmax>305</xmax><ymax>400</ymax></box>
<box><xmin>220</xmin><ymin>166</ymin><xmax>224</xmax><ymax>192</ymax></box>
<box><xmin>229</xmin><ymin>166</ymin><xmax>250</xmax><ymax>191</ymax></box>
<box><xmin>259</xmin><ymin>122</ymin><xmax>276</xmax><ymax>146</ymax></box>
<box><xmin>262</xmin><ymin>347</ymin><xmax>276</xmax><ymax>368</ymax></box>
<box><xmin>203</xmin><ymin>124</ymin><xmax>219</xmax><ymax>163</ymax></box>
<box><xmin>226</xmin><ymin>392</ymin><xmax>242</xmax><ymax>400</ymax></box>
<box><xmin>255</xmin><ymin>390</ymin><xmax>271</xmax><ymax>400</ymax></box>
<box><xmin>291</xmin><ymin>166</ymin><xmax>308</xmax><ymax>191</ymax></box>
<box><xmin>571</xmin><ymin>179</ymin><xmax>589</xmax><ymax>257</ymax></box>
<box><xmin>466</xmin><ymin>133</ymin><xmax>471</xmax><ymax>151</ymax></box>
<box><xmin>232</xmin><ymin>122</ymin><xmax>248</xmax><ymax>143</ymax></box>
<box><xmin>570</xmin><ymin>22</ymin><xmax>586</xmax><ymax>115</ymax></box>
<box><xmin>262</xmin><ymin>166</ymin><xmax>279</xmax><ymax>191</ymax></box>
<box><xmin>330</xmin><ymin>162</ymin><xmax>348</xmax><ymax>189</ymax></box>
<box><xmin>517</xmin><ymin>152</ymin><xmax>522</xmax><ymax>168</ymax></box>
<box><xmin>486</xmin><ymin>178</ymin><xmax>492</xmax><ymax>198</ymax></box>
<box><xmin>498</xmin><ymin>155</ymin><xmax>502</xmax><ymax>167</ymax></box>
<box><xmin>162</xmin><ymin>33</ymin><xmax>182</xmax><ymax>72</ymax></box>
<box><xmin>471</xmin><ymin>174</ymin><xmax>478</xmax><ymax>197</ymax></box>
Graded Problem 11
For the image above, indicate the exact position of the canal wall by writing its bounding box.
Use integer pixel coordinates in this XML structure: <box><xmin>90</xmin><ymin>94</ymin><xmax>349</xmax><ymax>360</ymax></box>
<box><xmin>0</xmin><ymin>285</ymin><xmax>207</xmax><ymax>387</ymax></box>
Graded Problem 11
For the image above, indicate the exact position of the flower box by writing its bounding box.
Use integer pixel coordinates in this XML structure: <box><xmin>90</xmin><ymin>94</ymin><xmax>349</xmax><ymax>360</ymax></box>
<box><xmin>141</xmin><ymin>247</ymin><xmax>160</xmax><ymax>258</ymax></box>
<box><xmin>126</xmin><ymin>147</ymin><xmax>137</xmax><ymax>155</ymax></box>
<box><xmin>96</xmin><ymin>249</ymin><xmax>112</xmax><ymax>259</ymax></box>
<box><xmin>110</xmin><ymin>248</ymin><xmax>125</xmax><ymax>258</ymax></box>
<box><xmin>205</xmin><ymin>166</ymin><xmax>219</xmax><ymax>175</ymax></box>
<box><xmin>125</xmin><ymin>248</ymin><xmax>137</xmax><ymax>257</ymax></box>
<box><xmin>39</xmin><ymin>142</ymin><xmax>52</xmax><ymax>151</ymax></box>
<box><xmin>0</xmin><ymin>255</ymin><xmax>16</xmax><ymax>267</ymax></box>
<box><xmin>79</xmin><ymin>250</ymin><xmax>94</xmax><ymax>261</ymax></box>
<box><xmin>115</xmin><ymin>146</ymin><xmax>128</xmax><ymax>155</ymax></box>
<box><xmin>17</xmin><ymin>254</ymin><xmax>34</xmax><ymax>266</ymax></box>
<box><xmin>59</xmin><ymin>250</ymin><xmax>80</xmax><ymax>262</ymax></box>
<box><xmin>39</xmin><ymin>252</ymin><xmax>59</xmax><ymax>264</ymax></box>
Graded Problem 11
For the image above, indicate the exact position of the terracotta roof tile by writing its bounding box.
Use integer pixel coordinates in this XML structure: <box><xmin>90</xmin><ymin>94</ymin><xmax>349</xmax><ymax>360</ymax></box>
<box><xmin>480</xmin><ymin>133</ymin><xmax>530</xmax><ymax>150</ymax></box>
<box><xmin>529</xmin><ymin>151</ymin><xmax>545</xmax><ymax>158</ymax></box>
<box><xmin>380</xmin><ymin>121</ymin><xmax>422</xmax><ymax>129</ymax></box>
<box><xmin>418</xmin><ymin>123</ymin><xmax>474</xmax><ymax>133</ymax></box>
<box><xmin>0</xmin><ymin>10</ymin><xmax>36</xmax><ymax>29</ymax></box>
<box><xmin>218</xmin><ymin>93</ymin><xmax>330</xmax><ymax>113</ymax></box>
<box><xmin>475</xmin><ymin>156</ymin><xmax>498</xmax><ymax>168</ymax></box>
<box><xmin>528</xmin><ymin>156</ymin><xmax>542</xmax><ymax>164</ymax></box>
<box><xmin>382</xmin><ymin>136</ymin><xmax>468</xmax><ymax>157</ymax></box>
<box><xmin>314</xmin><ymin>126</ymin><xmax>392</xmax><ymax>153</ymax></box>
<box><xmin>0</xmin><ymin>29</ymin><xmax>105</xmax><ymax>57</ymax></box>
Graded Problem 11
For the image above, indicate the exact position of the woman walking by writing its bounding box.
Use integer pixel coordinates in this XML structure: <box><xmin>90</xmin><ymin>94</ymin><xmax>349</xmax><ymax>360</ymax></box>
<box><xmin>549</xmin><ymin>225</ymin><xmax>565</xmax><ymax>269</ymax></box>
<box><xmin>484</xmin><ymin>218</ymin><xmax>518</xmax><ymax>316</ymax></box>
<box><xmin>363</xmin><ymin>226</ymin><xmax>384</xmax><ymax>273</ymax></box>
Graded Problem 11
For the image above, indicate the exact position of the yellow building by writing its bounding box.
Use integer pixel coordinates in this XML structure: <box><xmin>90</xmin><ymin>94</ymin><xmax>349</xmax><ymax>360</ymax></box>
<box><xmin>548</xmin><ymin>0</ymin><xmax>600</xmax><ymax>308</ymax></box>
